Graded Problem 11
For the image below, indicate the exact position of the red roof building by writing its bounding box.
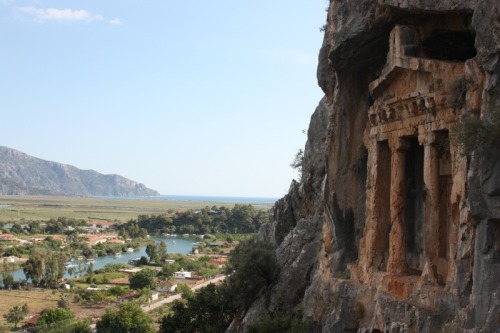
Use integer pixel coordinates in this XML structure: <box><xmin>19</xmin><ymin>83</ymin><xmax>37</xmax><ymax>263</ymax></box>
<box><xmin>0</xmin><ymin>233</ymin><xmax>15</xmax><ymax>241</ymax></box>
<box><xmin>25</xmin><ymin>314</ymin><xmax>40</xmax><ymax>327</ymax></box>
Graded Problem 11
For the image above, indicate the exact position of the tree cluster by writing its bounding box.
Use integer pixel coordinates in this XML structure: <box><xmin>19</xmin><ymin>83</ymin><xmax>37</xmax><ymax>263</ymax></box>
<box><xmin>129</xmin><ymin>268</ymin><xmax>157</xmax><ymax>290</ymax></box>
<box><xmin>159</xmin><ymin>283</ymin><xmax>235</xmax><ymax>333</ymax></box>
<box><xmin>119</xmin><ymin>204</ymin><xmax>268</xmax><ymax>236</ymax></box>
<box><xmin>0</xmin><ymin>217</ymin><xmax>87</xmax><ymax>236</ymax></box>
<box><xmin>3</xmin><ymin>303</ymin><xmax>29</xmax><ymax>328</ymax></box>
<box><xmin>96</xmin><ymin>301</ymin><xmax>154</xmax><ymax>333</ymax></box>
<box><xmin>34</xmin><ymin>308</ymin><xmax>91</xmax><ymax>333</ymax></box>
<box><xmin>145</xmin><ymin>240</ymin><xmax>167</xmax><ymax>263</ymax></box>
<box><xmin>1</xmin><ymin>272</ymin><xmax>14</xmax><ymax>289</ymax></box>
<box><xmin>223</xmin><ymin>237</ymin><xmax>279</xmax><ymax>311</ymax></box>
<box><xmin>23</xmin><ymin>248</ymin><xmax>68</xmax><ymax>287</ymax></box>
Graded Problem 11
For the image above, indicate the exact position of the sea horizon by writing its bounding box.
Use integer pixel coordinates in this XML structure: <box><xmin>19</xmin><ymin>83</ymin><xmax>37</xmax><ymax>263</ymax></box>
<box><xmin>159</xmin><ymin>194</ymin><xmax>278</xmax><ymax>204</ymax></box>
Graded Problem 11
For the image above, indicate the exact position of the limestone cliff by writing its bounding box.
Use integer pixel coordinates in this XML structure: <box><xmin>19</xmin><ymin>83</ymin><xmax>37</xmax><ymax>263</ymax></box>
<box><xmin>234</xmin><ymin>1</ymin><xmax>500</xmax><ymax>332</ymax></box>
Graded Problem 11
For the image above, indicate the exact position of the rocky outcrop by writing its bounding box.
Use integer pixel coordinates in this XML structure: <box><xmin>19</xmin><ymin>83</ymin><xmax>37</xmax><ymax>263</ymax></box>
<box><xmin>0</xmin><ymin>146</ymin><xmax>159</xmax><ymax>197</ymax></box>
<box><xmin>234</xmin><ymin>98</ymin><xmax>328</xmax><ymax>329</ymax></box>
<box><xmin>233</xmin><ymin>1</ymin><xmax>500</xmax><ymax>332</ymax></box>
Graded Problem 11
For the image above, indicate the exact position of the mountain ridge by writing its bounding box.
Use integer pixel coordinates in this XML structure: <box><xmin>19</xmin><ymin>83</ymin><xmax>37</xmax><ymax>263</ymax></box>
<box><xmin>0</xmin><ymin>146</ymin><xmax>160</xmax><ymax>197</ymax></box>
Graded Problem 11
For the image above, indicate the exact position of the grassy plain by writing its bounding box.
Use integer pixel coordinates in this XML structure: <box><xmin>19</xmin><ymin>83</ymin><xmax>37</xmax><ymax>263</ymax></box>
<box><xmin>0</xmin><ymin>195</ymin><xmax>273</xmax><ymax>223</ymax></box>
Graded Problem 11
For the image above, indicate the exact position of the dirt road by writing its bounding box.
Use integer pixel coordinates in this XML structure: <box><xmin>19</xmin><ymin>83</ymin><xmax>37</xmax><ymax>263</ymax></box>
<box><xmin>141</xmin><ymin>275</ymin><xmax>227</xmax><ymax>312</ymax></box>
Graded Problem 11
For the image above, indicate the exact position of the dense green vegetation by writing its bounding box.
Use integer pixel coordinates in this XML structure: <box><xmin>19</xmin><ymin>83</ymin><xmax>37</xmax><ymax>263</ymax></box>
<box><xmin>119</xmin><ymin>204</ymin><xmax>268</xmax><ymax>236</ymax></box>
<box><xmin>96</xmin><ymin>301</ymin><xmax>154</xmax><ymax>333</ymax></box>
<box><xmin>129</xmin><ymin>268</ymin><xmax>157</xmax><ymax>290</ymax></box>
<box><xmin>37</xmin><ymin>308</ymin><xmax>75</xmax><ymax>326</ymax></box>
<box><xmin>145</xmin><ymin>241</ymin><xmax>168</xmax><ymax>263</ymax></box>
<box><xmin>159</xmin><ymin>283</ymin><xmax>234</xmax><ymax>333</ymax></box>
<box><xmin>33</xmin><ymin>308</ymin><xmax>91</xmax><ymax>333</ymax></box>
<box><xmin>23</xmin><ymin>248</ymin><xmax>68</xmax><ymax>287</ymax></box>
<box><xmin>223</xmin><ymin>237</ymin><xmax>279</xmax><ymax>311</ymax></box>
<box><xmin>0</xmin><ymin>217</ymin><xmax>87</xmax><ymax>235</ymax></box>
<box><xmin>159</xmin><ymin>238</ymin><xmax>279</xmax><ymax>333</ymax></box>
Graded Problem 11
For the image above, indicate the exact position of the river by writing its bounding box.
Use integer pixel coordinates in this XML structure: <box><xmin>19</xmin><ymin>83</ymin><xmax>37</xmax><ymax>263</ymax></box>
<box><xmin>8</xmin><ymin>235</ymin><xmax>199</xmax><ymax>281</ymax></box>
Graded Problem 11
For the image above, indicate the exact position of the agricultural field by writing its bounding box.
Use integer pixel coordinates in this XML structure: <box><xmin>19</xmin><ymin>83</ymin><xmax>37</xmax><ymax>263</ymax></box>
<box><xmin>0</xmin><ymin>288</ymin><xmax>110</xmax><ymax>327</ymax></box>
<box><xmin>0</xmin><ymin>195</ymin><xmax>273</xmax><ymax>223</ymax></box>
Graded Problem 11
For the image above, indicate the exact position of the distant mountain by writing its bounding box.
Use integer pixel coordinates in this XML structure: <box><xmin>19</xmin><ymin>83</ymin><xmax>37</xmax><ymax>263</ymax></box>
<box><xmin>0</xmin><ymin>146</ymin><xmax>160</xmax><ymax>197</ymax></box>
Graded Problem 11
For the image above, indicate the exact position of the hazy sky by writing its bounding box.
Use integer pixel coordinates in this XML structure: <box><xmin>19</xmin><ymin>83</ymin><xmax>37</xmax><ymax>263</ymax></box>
<box><xmin>1</xmin><ymin>1</ymin><xmax>326</xmax><ymax>198</ymax></box>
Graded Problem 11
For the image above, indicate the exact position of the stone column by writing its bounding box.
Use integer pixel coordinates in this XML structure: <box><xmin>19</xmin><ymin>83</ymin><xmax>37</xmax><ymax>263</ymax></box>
<box><xmin>421</xmin><ymin>132</ymin><xmax>440</xmax><ymax>265</ymax></box>
<box><xmin>359</xmin><ymin>140</ymin><xmax>392</xmax><ymax>277</ymax></box>
<box><xmin>387</xmin><ymin>137</ymin><xmax>409</xmax><ymax>275</ymax></box>
<box><xmin>358</xmin><ymin>140</ymin><xmax>378</xmax><ymax>275</ymax></box>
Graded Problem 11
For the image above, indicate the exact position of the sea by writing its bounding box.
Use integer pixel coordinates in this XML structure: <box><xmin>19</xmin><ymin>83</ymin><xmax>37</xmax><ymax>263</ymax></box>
<box><xmin>158</xmin><ymin>195</ymin><xmax>278</xmax><ymax>204</ymax></box>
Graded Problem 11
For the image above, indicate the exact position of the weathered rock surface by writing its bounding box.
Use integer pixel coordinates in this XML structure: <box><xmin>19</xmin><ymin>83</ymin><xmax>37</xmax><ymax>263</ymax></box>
<box><xmin>0</xmin><ymin>146</ymin><xmax>159</xmax><ymax>197</ymax></box>
<box><xmin>232</xmin><ymin>1</ymin><xmax>500</xmax><ymax>332</ymax></box>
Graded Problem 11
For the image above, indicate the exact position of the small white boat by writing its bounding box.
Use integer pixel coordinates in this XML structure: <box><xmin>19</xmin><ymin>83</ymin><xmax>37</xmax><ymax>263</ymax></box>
<box><xmin>126</xmin><ymin>247</ymin><xmax>134</xmax><ymax>253</ymax></box>
<box><xmin>114</xmin><ymin>253</ymin><xmax>122</xmax><ymax>258</ymax></box>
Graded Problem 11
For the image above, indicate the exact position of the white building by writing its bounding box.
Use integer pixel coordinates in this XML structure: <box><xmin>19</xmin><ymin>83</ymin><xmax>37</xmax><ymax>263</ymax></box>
<box><xmin>173</xmin><ymin>269</ymin><xmax>192</xmax><ymax>279</ymax></box>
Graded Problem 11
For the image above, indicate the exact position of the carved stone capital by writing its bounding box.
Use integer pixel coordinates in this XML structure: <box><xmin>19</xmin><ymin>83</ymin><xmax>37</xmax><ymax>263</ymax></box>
<box><xmin>389</xmin><ymin>136</ymin><xmax>410</xmax><ymax>152</ymax></box>
<box><xmin>418</xmin><ymin>131</ymin><xmax>436</xmax><ymax>146</ymax></box>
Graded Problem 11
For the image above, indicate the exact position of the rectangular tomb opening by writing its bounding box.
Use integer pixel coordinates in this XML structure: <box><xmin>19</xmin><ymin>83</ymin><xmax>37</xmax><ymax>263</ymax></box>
<box><xmin>374</xmin><ymin>140</ymin><xmax>392</xmax><ymax>271</ymax></box>
<box><xmin>404</xmin><ymin>137</ymin><xmax>425</xmax><ymax>274</ymax></box>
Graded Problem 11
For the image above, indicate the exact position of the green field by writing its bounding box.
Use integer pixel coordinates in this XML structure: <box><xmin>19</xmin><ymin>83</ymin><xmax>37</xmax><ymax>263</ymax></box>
<box><xmin>0</xmin><ymin>196</ymin><xmax>273</xmax><ymax>223</ymax></box>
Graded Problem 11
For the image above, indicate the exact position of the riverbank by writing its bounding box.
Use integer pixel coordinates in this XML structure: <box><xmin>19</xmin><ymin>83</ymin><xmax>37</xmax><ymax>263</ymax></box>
<box><xmin>6</xmin><ymin>235</ymin><xmax>198</xmax><ymax>281</ymax></box>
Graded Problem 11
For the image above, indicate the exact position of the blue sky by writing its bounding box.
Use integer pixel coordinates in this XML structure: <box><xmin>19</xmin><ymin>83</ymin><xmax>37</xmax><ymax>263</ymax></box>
<box><xmin>1</xmin><ymin>1</ymin><xmax>326</xmax><ymax>198</ymax></box>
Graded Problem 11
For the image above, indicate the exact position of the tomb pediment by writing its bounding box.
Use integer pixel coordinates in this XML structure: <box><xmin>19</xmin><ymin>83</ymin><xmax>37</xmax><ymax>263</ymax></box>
<box><xmin>367</xmin><ymin>25</ymin><xmax>469</xmax><ymax>133</ymax></box>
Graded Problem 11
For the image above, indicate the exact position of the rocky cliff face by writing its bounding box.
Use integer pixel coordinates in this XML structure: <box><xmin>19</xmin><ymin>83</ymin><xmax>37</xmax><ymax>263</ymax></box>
<box><xmin>0</xmin><ymin>146</ymin><xmax>159</xmax><ymax>197</ymax></box>
<box><xmin>234</xmin><ymin>1</ymin><xmax>500</xmax><ymax>332</ymax></box>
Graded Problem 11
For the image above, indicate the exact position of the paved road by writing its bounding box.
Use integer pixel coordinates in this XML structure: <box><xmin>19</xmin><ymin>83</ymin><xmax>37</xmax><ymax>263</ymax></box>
<box><xmin>141</xmin><ymin>275</ymin><xmax>227</xmax><ymax>312</ymax></box>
